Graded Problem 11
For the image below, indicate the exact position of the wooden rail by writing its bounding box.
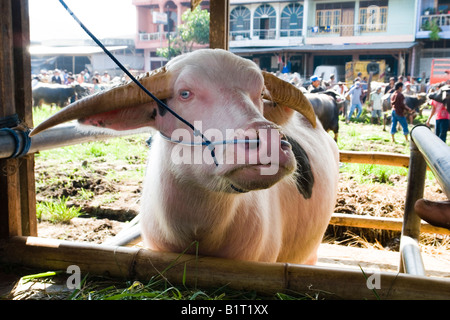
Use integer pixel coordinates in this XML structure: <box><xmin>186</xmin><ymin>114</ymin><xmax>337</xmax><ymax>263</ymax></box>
<box><xmin>1</xmin><ymin>236</ymin><xmax>449</xmax><ymax>300</ymax></box>
<box><xmin>329</xmin><ymin>213</ymin><xmax>450</xmax><ymax>235</ymax></box>
<box><xmin>1</xmin><ymin>0</ymin><xmax>449</xmax><ymax>299</ymax></box>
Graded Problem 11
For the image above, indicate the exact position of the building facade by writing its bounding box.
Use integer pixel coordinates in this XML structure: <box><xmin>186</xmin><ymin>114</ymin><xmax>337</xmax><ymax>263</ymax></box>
<box><xmin>132</xmin><ymin>0</ymin><xmax>450</xmax><ymax>81</ymax></box>
<box><xmin>132</xmin><ymin>0</ymin><xmax>210</xmax><ymax>70</ymax></box>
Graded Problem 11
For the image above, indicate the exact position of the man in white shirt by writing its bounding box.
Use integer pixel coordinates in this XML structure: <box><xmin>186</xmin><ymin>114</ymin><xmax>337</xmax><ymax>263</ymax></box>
<box><xmin>370</xmin><ymin>86</ymin><xmax>383</xmax><ymax>125</ymax></box>
<box><xmin>346</xmin><ymin>81</ymin><xmax>363</xmax><ymax>122</ymax></box>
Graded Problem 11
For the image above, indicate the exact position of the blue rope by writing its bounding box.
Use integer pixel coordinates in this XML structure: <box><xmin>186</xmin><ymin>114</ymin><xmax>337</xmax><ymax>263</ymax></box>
<box><xmin>0</xmin><ymin>113</ymin><xmax>32</xmax><ymax>159</ymax></box>
<box><xmin>1</xmin><ymin>128</ymin><xmax>20</xmax><ymax>158</ymax></box>
<box><xmin>0</xmin><ymin>127</ymin><xmax>31</xmax><ymax>158</ymax></box>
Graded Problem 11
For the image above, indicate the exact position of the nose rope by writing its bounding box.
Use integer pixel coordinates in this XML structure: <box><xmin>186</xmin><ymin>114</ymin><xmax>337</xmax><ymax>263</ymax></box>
<box><xmin>159</xmin><ymin>132</ymin><xmax>292</xmax><ymax>167</ymax></box>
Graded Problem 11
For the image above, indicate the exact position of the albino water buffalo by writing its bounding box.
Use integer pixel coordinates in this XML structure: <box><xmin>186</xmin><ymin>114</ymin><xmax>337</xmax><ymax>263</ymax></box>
<box><xmin>31</xmin><ymin>49</ymin><xmax>339</xmax><ymax>264</ymax></box>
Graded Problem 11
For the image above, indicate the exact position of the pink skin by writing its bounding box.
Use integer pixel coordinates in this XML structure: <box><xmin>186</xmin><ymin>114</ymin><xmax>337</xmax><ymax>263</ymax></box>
<box><xmin>78</xmin><ymin>49</ymin><xmax>339</xmax><ymax>264</ymax></box>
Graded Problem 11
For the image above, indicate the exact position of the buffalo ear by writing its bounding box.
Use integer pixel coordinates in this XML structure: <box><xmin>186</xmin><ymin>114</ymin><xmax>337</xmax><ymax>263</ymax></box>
<box><xmin>262</xmin><ymin>71</ymin><xmax>316</xmax><ymax>127</ymax></box>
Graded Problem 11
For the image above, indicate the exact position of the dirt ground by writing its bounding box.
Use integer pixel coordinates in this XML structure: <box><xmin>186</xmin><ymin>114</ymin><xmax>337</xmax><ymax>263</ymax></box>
<box><xmin>35</xmin><ymin>161</ymin><xmax>449</xmax><ymax>247</ymax></box>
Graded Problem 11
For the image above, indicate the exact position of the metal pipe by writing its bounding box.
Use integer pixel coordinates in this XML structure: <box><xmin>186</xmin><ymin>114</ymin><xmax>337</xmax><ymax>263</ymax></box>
<box><xmin>400</xmin><ymin>236</ymin><xmax>425</xmax><ymax>276</ymax></box>
<box><xmin>399</xmin><ymin>127</ymin><xmax>428</xmax><ymax>274</ymax></box>
<box><xmin>0</xmin><ymin>123</ymin><xmax>139</xmax><ymax>159</ymax></box>
<box><xmin>403</xmin><ymin>130</ymin><xmax>427</xmax><ymax>240</ymax></box>
<box><xmin>400</xmin><ymin>235</ymin><xmax>425</xmax><ymax>276</ymax></box>
<box><xmin>410</xmin><ymin>125</ymin><xmax>450</xmax><ymax>199</ymax></box>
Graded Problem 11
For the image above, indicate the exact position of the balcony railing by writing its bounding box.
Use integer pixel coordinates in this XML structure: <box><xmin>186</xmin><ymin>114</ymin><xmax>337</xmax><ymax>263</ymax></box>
<box><xmin>253</xmin><ymin>29</ymin><xmax>277</xmax><ymax>40</ymax></box>
<box><xmin>420</xmin><ymin>13</ymin><xmax>450</xmax><ymax>31</ymax></box>
<box><xmin>279</xmin><ymin>29</ymin><xmax>303</xmax><ymax>37</ymax></box>
<box><xmin>230</xmin><ymin>31</ymin><xmax>251</xmax><ymax>41</ymax></box>
<box><xmin>307</xmin><ymin>23</ymin><xmax>387</xmax><ymax>37</ymax></box>
<box><xmin>230</xmin><ymin>29</ymin><xmax>302</xmax><ymax>41</ymax></box>
<box><xmin>138</xmin><ymin>32</ymin><xmax>178</xmax><ymax>42</ymax></box>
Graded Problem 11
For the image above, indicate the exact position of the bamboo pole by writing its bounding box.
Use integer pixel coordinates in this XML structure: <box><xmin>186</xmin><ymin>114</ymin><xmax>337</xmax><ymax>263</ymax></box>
<box><xmin>0</xmin><ymin>127</ymin><xmax>414</xmax><ymax>167</ymax></box>
<box><xmin>1</xmin><ymin>236</ymin><xmax>450</xmax><ymax>300</ymax></box>
<box><xmin>329</xmin><ymin>213</ymin><xmax>450</xmax><ymax>235</ymax></box>
<box><xmin>339</xmin><ymin>151</ymin><xmax>410</xmax><ymax>168</ymax></box>
<box><xmin>0</xmin><ymin>124</ymin><xmax>140</xmax><ymax>159</ymax></box>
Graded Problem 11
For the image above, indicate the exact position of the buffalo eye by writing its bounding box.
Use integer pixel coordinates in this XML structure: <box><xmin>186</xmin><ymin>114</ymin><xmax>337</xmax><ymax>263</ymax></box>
<box><xmin>180</xmin><ymin>90</ymin><xmax>192</xmax><ymax>100</ymax></box>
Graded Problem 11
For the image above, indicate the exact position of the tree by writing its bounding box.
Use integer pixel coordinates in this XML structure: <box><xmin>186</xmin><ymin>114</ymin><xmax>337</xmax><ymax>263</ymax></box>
<box><xmin>157</xmin><ymin>6</ymin><xmax>209</xmax><ymax>60</ymax></box>
<box><xmin>179</xmin><ymin>6</ymin><xmax>210</xmax><ymax>51</ymax></box>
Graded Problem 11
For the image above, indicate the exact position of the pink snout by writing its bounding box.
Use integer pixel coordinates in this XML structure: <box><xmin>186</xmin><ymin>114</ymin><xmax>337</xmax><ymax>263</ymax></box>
<box><xmin>233</xmin><ymin>124</ymin><xmax>291</xmax><ymax>167</ymax></box>
<box><xmin>218</xmin><ymin>122</ymin><xmax>296</xmax><ymax>178</ymax></box>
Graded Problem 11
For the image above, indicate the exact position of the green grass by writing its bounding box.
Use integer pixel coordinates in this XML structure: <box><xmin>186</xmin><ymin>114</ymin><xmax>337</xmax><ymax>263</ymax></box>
<box><xmin>37</xmin><ymin>196</ymin><xmax>82</xmax><ymax>223</ymax></box>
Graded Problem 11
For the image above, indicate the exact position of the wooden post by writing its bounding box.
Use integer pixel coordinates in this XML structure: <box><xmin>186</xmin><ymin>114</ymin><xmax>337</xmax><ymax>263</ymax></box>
<box><xmin>209</xmin><ymin>0</ymin><xmax>229</xmax><ymax>50</ymax></box>
<box><xmin>0</xmin><ymin>0</ymin><xmax>36</xmax><ymax>238</ymax></box>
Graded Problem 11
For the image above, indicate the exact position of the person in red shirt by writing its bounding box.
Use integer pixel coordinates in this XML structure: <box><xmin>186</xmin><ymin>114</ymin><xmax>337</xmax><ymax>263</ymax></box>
<box><xmin>390</xmin><ymin>82</ymin><xmax>412</xmax><ymax>143</ymax></box>
<box><xmin>426</xmin><ymin>98</ymin><xmax>450</xmax><ymax>143</ymax></box>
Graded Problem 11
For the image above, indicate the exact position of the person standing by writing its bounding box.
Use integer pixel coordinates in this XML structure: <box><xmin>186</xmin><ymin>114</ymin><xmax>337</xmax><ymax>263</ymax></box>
<box><xmin>384</xmin><ymin>77</ymin><xmax>395</xmax><ymax>94</ymax></box>
<box><xmin>101</xmin><ymin>71</ymin><xmax>111</xmax><ymax>84</ymax></box>
<box><xmin>427</xmin><ymin>98</ymin><xmax>450</xmax><ymax>143</ymax></box>
<box><xmin>308</xmin><ymin>75</ymin><xmax>325</xmax><ymax>93</ymax></box>
<box><xmin>369</xmin><ymin>87</ymin><xmax>383</xmax><ymax>125</ymax></box>
<box><xmin>51</xmin><ymin>69</ymin><xmax>62</xmax><ymax>84</ymax></box>
<box><xmin>346</xmin><ymin>81</ymin><xmax>363</xmax><ymax>122</ymax></box>
<box><xmin>390</xmin><ymin>82</ymin><xmax>412</xmax><ymax>143</ymax></box>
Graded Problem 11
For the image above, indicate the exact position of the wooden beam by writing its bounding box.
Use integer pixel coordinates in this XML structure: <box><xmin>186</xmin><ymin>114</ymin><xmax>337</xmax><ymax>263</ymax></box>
<box><xmin>330</xmin><ymin>213</ymin><xmax>450</xmax><ymax>235</ymax></box>
<box><xmin>209</xmin><ymin>0</ymin><xmax>229</xmax><ymax>50</ymax></box>
<box><xmin>339</xmin><ymin>151</ymin><xmax>410</xmax><ymax>168</ymax></box>
<box><xmin>0</xmin><ymin>0</ymin><xmax>22</xmax><ymax>238</ymax></box>
<box><xmin>12</xmin><ymin>0</ymin><xmax>36</xmax><ymax>237</ymax></box>
<box><xmin>0</xmin><ymin>0</ymin><xmax>36</xmax><ymax>238</ymax></box>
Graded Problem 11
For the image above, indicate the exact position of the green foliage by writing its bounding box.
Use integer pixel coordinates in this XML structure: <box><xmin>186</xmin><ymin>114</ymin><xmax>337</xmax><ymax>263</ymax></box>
<box><xmin>157</xmin><ymin>6</ymin><xmax>209</xmax><ymax>59</ymax></box>
<box><xmin>37</xmin><ymin>196</ymin><xmax>82</xmax><ymax>223</ymax></box>
<box><xmin>179</xmin><ymin>6</ymin><xmax>210</xmax><ymax>49</ymax></box>
<box><xmin>422</xmin><ymin>19</ymin><xmax>441</xmax><ymax>41</ymax></box>
<box><xmin>156</xmin><ymin>40</ymin><xmax>182</xmax><ymax>60</ymax></box>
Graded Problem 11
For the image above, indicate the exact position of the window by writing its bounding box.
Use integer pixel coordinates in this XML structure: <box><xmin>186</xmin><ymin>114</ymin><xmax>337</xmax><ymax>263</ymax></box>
<box><xmin>359</xmin><ymin>2</ymin><xmax>388</xmax><ymax>32</ymax></box>
<box><xmin>253</xmin><ymin>4</ymin><xmax>276</xmax><ymax>39</ymax></box>
<box><xmin>281</xmin><ymin>3</ymin><xmax>304</xmax><ymax>37</ymax></box>
<box><xmin>230</xmin><ymin>6</ymin><xmax>251</xmax><ymax>39</ymax></box>
<box><xmin>315</xmin><ymin>9</ymin><xmax>341</xmax><ymax>33</ymax></box>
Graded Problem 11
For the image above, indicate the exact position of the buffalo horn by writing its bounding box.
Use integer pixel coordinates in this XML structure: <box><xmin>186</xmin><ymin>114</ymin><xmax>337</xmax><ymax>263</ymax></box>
<box><xmin>262</xmin><ymin>71</ymin><xmax>317</xmax><ymax>128</ymax></box>
<box><xmin>30</xmin><ymin>66</ymin><xmax>172</xmax><ymax>136</ymax></box>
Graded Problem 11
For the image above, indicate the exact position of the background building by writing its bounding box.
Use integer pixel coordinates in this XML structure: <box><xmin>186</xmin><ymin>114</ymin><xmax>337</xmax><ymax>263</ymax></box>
<box><xmin>133</xmin><ymin>0</ymin><xmax>210</xmax><ymax>70</ymax></box>
<box><xmin>132</xmin><ymin>0</ymin><xmax>450</xmax><ymax>82</ymax></box>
